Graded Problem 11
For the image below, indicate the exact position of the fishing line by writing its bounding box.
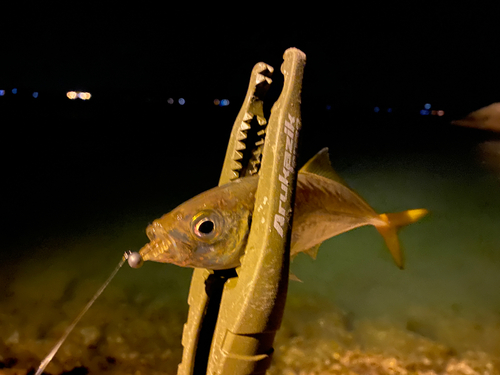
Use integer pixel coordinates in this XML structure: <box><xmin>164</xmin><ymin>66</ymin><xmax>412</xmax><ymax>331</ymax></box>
<box><xmin>35</xmin><ymin>252</ymin><xmax>132</xmax><ymax>375</ymax></box>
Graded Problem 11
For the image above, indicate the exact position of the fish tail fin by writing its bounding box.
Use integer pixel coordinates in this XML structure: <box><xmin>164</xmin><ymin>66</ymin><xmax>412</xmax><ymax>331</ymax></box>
<box><xmin>375</xmin><ymin>209</ymin><xmax>429</xmax><ymax>269</ymax></box>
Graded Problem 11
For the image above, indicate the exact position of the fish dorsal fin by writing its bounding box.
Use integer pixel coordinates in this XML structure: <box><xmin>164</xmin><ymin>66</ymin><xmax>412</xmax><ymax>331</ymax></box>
<box><xmin>304</xmin><ymin>243</ymin><xmax>321</xmax><ymax>260</ymax></box>
<box><xmin>299</xmin><ymin>148</ymin><xmax>346</xmax><ymax>184</ymax></box>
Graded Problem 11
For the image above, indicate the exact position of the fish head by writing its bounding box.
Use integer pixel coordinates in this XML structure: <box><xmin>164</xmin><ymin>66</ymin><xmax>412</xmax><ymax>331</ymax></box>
<box><xmin>139</xmin><ymin>179</ymin><xmax>256</xmax><ymax>270</ymax></box>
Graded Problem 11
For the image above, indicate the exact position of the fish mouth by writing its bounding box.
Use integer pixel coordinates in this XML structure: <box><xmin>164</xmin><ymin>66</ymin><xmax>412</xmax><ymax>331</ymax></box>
<box><xmin>139</xmin><ymin>224</ymin><xmax>185</xmax><ymax>265</ymax></box>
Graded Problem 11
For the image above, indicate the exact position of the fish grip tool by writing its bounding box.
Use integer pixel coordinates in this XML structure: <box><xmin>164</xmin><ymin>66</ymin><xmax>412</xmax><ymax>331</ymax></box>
<box><xmin>178</xmin><ymin>47</ymin><xmax>306</xmax><ymax>375</ymax></box>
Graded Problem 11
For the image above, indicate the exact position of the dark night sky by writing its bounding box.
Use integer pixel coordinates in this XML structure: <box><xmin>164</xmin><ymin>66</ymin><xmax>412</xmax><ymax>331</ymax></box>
<box><xmin>2</xmin><ymin>5</ymin><xmax>499</xmax><ymax>104</ymax></box>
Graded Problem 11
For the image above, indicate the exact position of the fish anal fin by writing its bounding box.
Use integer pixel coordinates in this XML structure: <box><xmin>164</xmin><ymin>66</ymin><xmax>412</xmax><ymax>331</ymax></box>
<box><xmin>304</xmin><ymin>243</ymin><xmax>321</xmax><ymax>260</ymax></box>
<box><xmin>299</xmin><ymin>148</ymin><xmax>346</xmax><ymax>184</ymax></box>
<box><xmin>289</xmin><ymin>272</ymin><xmax>303</xmax><ymax>282</ymax></box>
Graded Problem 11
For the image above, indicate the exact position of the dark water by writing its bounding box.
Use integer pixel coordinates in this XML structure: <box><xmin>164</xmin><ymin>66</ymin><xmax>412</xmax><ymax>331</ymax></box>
<box><xmin>1</xmin><ymin>100</ymin><xmax>499</xmax><ymax>374</ymax></box>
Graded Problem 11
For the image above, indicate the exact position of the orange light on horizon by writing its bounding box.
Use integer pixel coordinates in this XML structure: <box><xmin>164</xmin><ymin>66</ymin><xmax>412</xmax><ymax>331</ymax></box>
<box><xmin>67</xmin><ymin>91</ymin><xmax>91</xmax><ymax>100</ymax></box>
<box><xmin>78</xmin><ymin>92</ymin><xmax>91</xmax><ymax>100</ymax></box>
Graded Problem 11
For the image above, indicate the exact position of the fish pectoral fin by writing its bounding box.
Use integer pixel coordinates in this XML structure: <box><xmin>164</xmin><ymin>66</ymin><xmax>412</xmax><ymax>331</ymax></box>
<box><xmin>303</xmin><ymin>243</ymin><xmax>321</xmax><ymax>260</ymax></box>
<box><xmin>289</xmin><ymin>272</ymin><xmax>303</xmax><ymax>283</ymax></box>
<box><xmin>376</xmin><ymin>208</ymin><xmax>429</xmax><ymax>269</ymax></box>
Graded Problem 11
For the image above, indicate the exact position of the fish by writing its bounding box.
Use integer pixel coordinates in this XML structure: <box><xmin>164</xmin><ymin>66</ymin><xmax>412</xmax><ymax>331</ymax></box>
<box><xmin>451</xmin><ymin>103</ymin><xmax>500</xmax><ymax>176</ymax></box>
<box><xmin>451</xmin><ymin>102</ymin><xmax>500</xmax><ymax>133</ymax></box>
<box><xmin>137</xmin><ymin>148</ymin><xmax>428</xmax><ymax>270</ymax></box>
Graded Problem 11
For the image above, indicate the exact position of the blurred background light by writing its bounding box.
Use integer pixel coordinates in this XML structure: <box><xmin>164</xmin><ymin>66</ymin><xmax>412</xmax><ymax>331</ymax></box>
<box><xmin>326</xmin><ymin>105</ymin><xmax>331</xmax><ymax>110</ymax></box>
<box><xmin>420</xmin><ymin>109</ymin><xmax>430</xmax><ymax>115</ymax></box>
<box><xmin>12</xmin><ymin>88</ymin><xmax>17</xmax><ymax>94</ymax></box>
<box><xmin>66</xmin><ymin>91</ymin><xmax>91</xmax><ymax>100</ymax></box>
<box><xmin>167</xmin><ymin>98</ymin><xmax>174</xmax><ymax>104</ymax></box>
<box><xmin>32</xmin><ymin>92</ymin><xmax>39</xmax><ymax>98</ymax></box>
<box><xmin>424</xmin><ymin>103</ymin><xmax>431</xmax><ymax>109</ymax></box>
<box><xmin>214</xmin><ymin>99</ymin><xmax>220</xmax><ymax>106</ymax></box>
<box><xmin>178</xmin><ymin>98</ymin><xmax>185</xmax><ymax>105</ymax></box>
<box><xmin>374</xmin><ymin>106</ymin><xmax>380</xmax><ymax>113</ymax></box>
<box><xmin>220</xmin><ymin>99</ymin><xmax>229</xmax><ymax>106</ymax></box>
<box><xmin>437</xmin><ymin>110</ymin><xmax>445</xmax><ymax>116</ymax></box>
<box><xmin>0</xmin><ymin>90</ymin><xmax>5</xmax><ymax>96</ymax></box>
<box><xmin>76</xmin><ymin>92</ymin><xmax>91</xmax><ymax>100</ymax></box>
<box><xmin>387</xmin><ymin>108</ymin><xmax>392</xmax><ymax>113</ymax></box>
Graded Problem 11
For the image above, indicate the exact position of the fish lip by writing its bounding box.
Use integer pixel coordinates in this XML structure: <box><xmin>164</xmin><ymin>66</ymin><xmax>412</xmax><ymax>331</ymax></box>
<box><xmin>140</xmin><ymin>223</ymin><xmax>185</xmax><ymax>264</ymax></box>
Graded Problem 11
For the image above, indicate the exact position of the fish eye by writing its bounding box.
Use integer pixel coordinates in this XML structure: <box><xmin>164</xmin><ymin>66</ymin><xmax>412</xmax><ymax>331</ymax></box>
<box><xmin>196</xmin><ymin>219</ymin><xmax>214</xmax><ymax>235</ymax></box>
<box><xmin>191</xmin><ymin>210</ymin><xmax>223</xmax><ymax>242</ymax></box>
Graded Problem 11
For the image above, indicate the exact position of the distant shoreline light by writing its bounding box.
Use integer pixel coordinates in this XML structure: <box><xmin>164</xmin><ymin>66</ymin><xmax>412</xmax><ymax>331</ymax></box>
<box><xmin>67</xmin><ymin>91</ymin><xmax>91</xmax><ymax>100</ymax></box>
<box><xmin>214</xmin><ymin>98</ymin><xmax>230</xmax><ymax>107</ymax></box>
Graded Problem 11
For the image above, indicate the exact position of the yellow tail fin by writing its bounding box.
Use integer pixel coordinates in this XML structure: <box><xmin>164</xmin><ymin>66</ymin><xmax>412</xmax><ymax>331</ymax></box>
<box><xmin>375</xmin><ymin>209</ymin><xmax>428</xmax><ymax>269</ymax></box>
